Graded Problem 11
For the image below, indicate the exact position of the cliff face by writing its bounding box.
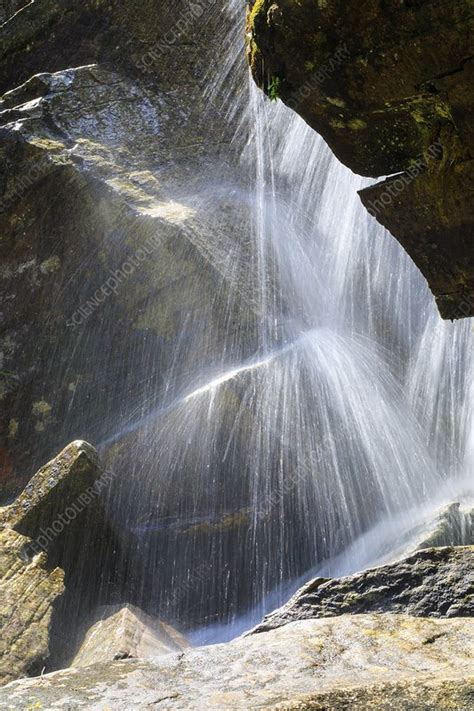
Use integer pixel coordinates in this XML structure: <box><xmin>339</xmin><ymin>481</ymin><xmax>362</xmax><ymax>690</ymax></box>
<box><xmin>247</xmin><ymin>0</ymin><xmax>474</xmax><ymax>319</ymax></box>
<box><xmin>0</xmin><ymin>1</ymin><xmax>246</xmax><ymax>494</ymax></box>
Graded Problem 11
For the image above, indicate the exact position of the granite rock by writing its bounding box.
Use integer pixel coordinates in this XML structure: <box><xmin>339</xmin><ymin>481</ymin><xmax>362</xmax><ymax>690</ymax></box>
<box><xmin>0</xmin><ymin>613</ymin><xmax>473</xmax><ymax>709</ymax></box>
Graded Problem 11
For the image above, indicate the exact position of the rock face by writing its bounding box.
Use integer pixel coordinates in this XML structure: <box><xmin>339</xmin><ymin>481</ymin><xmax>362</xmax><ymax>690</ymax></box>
<box><xmin>0</xmin><ymin>0</ymin><xmax>26</xmax><ymax>24</ymax></box>
<box><xmin>2</xmin><ymin>454</ymin><xmax>472</xmax><ymax>703</ymax></box>
<box><xmin>0</xmin><ymin>0</ymin><xmax>274</xmax><ymax>629</ymax></box>
<box><xmin>250</xmin><ymin>546</ymin><xmax>474</xmax><ymax>635</ymax></box>
<box><xmin>0</xmin><ymin>0</ymin><xmax>246</xmax><ymax>496</ymax></box>
<box><xmin>0</xmin><ymin>614</ymin><xmax>473</xmax><ymax>709</ymax></box>
<box><xmin>415</xmin><ymin>502</ymin><xmax>474</xmax><ymax>550</ymax></box>
<box><xmin>71</xmin><ymin>604</ymin><xmax>189</xmax><ymax>667</ymax></box>
<box><xmin>0</xmin><ymin>441</ymin><xmax>125</xmax><ymax>683</ymax></box>
<box><xmin>4</xmin><ymin>440</ymin><xmax>102</xmax><ymax>535</ymax></box>
<box><xmin>246</xmin><ymin>0</ymin><xmax>474</xmax><ymax>319</ymax></box>
<box><xmin>0</xmin><ymin>527</ymin><xmax>64</xmax><ymax>686</ymax></box>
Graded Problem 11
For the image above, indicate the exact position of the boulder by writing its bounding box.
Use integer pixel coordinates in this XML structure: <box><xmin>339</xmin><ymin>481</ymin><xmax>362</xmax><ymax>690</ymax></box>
<box><xmin>71</xmin><ymin>604</ymin><xmax>189</xmax><ymax>667</ymax></box>
<box><xmin>0</xmin><ymin>527</ymin><xmax>64</xmax><ymax>685</ymax></box>
<box><xmin>0</xmin><ymin>613</ymin><xmax>472</xmax><ymax>709</ymax></box>
<box><xmin>0</xmin><ymin>441</ymin><xmax>125</xmax><ymax>683</ymax></box>
<box><xmin>246</xmin><ymin>0</ymin><xmax>474</xmax><ymax>319</ymax></box>
<box><xmin>250</xmin><ymin>546</ymin><xmax>474</xmax><ymax>634</ymax></box>
<box><xmin>4</xmin><ymin>440</ymin><xmax>103</xmax><ymax>537</ymax></box>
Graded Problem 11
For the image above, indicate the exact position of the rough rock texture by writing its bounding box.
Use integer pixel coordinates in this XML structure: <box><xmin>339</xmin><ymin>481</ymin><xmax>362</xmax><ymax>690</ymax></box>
<box><xmin>0</xmin><ymin>441</ymin><xmax>127</xmax><ymax>683</ymax></box>
<box><xmin>0</xmin><ymin>614</ymin><xmax>473</xmax><ymax>709</ymax></box>
<box><xmin>415</xmin><ymin>502</ymin><xmax>474</xmax><ymax>550</ymax></box>
<box><xmin>71</xmin><ymin>604</ymin><xmax>189</xmax><ymax>667</ymax></box>
<box><xmin>250</xmin><ymin>546</ymin><xmax>474</xmax><ymax>634</ymax></box>
<box><xmin>0</xmin><ymin>0</ymin><xmax>273</xmax><ymax>629</ymax></box>
<box><xmin>247</xmin><ymin>0</ymin><xmax>474</xmax><ymax>319</ymax></box>
<box><xmin>0</xmin><ymin>0</ymin><xmax>26</xmax><ymax>24</ymax></box>
<box><xmin>0</xmin><ymin>0</ymin><xmax>247</xmax><ymax>496</ymax></box>
<box><xmin>4</xmin><ymin>439</ymin><xmax>102</xmax><ymax>535</ymax></box>
<box><xmin>0</xmin><ymin>526</ymin><xmax>64</xmax><ymax>686</ymax></box>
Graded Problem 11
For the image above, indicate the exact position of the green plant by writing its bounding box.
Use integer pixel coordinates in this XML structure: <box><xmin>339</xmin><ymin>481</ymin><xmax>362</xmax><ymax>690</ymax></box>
<box><xmin>268</xmin><ymin>75</ymin><xmax>282</xmax><ymax>101</ymax></box>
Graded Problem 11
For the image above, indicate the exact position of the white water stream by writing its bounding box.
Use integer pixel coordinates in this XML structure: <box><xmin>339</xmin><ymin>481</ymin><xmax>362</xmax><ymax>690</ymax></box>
<box><xmin>101</xmin><ymin>1</ymin><xmax>473</xmax><ymax>641</ymax></box>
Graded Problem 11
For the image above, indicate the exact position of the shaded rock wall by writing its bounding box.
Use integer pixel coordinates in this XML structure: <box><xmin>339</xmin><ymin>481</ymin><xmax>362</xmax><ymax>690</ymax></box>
<box><xmin>246</xmin><ymin>0</ymin><xmax>474</xmax><ymax>319</ymax></box>
<box><xmin>0</xmin><ymin>0</ymin><xmax>26</xmax><ymax>24</ymax></box>
<box><xmin>0</xmin><ymin>0</ymin><xmax>268</xmax><ymax>634</ymax></box>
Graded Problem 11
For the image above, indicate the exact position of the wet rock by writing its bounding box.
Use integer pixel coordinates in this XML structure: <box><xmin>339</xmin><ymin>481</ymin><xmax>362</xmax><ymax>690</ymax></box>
<box><xmin>246</xmin><ymin>0</ymin><xmax>474</xmax><ymax>319</ymax></box>
<box><xmin>0</xmin><ymin>2</ymin><xmax>248</xmax><ymax>496</ymax></box>
<box><xmin>0</xmin><ymin>613</ymin><xmax>473</xmax><ymax>709</ymax></box>
<box><xmin>415</xmin><ymin>502</ymin><xmax>474</xmax><ymax>550</ymax></box>
<box><xmin>250</xmin><ymin>546</ymin><xmax>474</xmax><ymax>635</ymax></box>
<box><xmin>71</xmin><ymin>604</ymin><xmax>189</xmax><ymax>667</ymax></box>
<box><xmin>0</xmin><ymin>0</ymin><xmax>265</xmax><ymax>634</ymax></box>
<box><xmin>0</xmin><ymin>1</ymin><xmax>26</xmax><ymax>24</ymax></box>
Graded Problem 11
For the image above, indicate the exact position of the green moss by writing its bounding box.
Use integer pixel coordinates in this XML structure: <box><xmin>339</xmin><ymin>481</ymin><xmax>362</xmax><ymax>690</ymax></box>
<box><xmin>248</xmin><ymin>0</ymin><xmax>266</xmax><ymax>29</ymax></box>
<box><xmin>435</xmin><ymin>102</ymin><xmax>452</xmax><ymax>120</ymax></box>
<box><xmin>246</xmin><ymin>0</ymin><xmax>269</xmax><ymax>78</ymax></box>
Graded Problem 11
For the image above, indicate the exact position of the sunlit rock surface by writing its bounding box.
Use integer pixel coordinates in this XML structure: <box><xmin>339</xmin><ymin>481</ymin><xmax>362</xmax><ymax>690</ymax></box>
<box><xmin>0</xmin><ymin>614</ymin><xmax>473</xmax><ymax>709</ymax></box>
<box><xmin>246</xmin><ymin>0</ymin><xmax>474</xmax><ymax>319</ymax></box>
<box><xmin>71</xmin><ymin>604</ymin><xmax>189</xmax><ymax>667</ymax></box>
<box><xmin>0</xmin><ymin>441</ymin><xmax>127</xmax><ymax>683</ymax></box>
<box><xmin>4</xmin><ymin>440</ymin><xmax>102</xmax><ymax>534</ymax></box>
<box><xmin>0</xmin><ymin>526</ymin><xmax>64</xmax><ymax>686</ymax></box>
<box><xmin>250</xmin><ymin>546</ymin><xmax>474</xmax><ymax>635</ymax></box>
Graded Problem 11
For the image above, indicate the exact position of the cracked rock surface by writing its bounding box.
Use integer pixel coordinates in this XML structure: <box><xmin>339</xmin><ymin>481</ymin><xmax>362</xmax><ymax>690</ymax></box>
<box><xmin>0</xmin><ymin>441</ymin><xmax>105</xmax><ymax>685</ymax></box>
<box><xmin>0</xmin><ymin>613</ymin><xmax>473</xmax><ymax>709</ymax></box>
<box><xmin>249</xmin><ymin>545</ymin><xmax>474</xmax><ymax>635</ymax></box>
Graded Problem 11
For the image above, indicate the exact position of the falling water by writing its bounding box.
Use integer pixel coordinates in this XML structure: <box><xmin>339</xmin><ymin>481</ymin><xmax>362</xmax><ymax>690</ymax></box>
<box><xmin>96</xmin><ymin>0</ymin><xmax>473</xmax><ymax>640</ymax></box>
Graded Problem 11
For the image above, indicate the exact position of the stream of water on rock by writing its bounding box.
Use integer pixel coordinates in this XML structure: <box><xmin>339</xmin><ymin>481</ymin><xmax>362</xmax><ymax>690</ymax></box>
<box><xmin>101</xmin><ymin>1</ymin><xmax>473</xmax><ymax>643</ymax></box>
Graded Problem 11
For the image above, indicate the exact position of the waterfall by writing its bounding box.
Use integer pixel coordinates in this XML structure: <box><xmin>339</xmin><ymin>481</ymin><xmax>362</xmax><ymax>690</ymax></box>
<box><xmin>102</xmin><ymin>1</ymin><xmax>473</xmax><ymax>641</ymax></box>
